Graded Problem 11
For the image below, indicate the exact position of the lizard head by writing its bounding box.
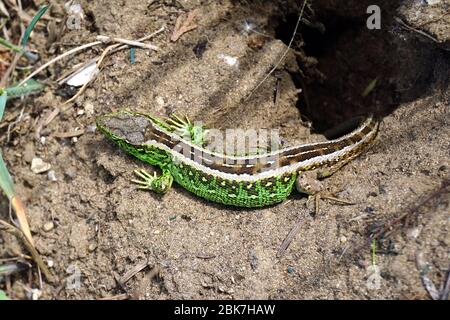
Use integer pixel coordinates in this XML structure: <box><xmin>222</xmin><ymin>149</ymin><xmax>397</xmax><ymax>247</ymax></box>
<box><xmin>96</xmin><ymin>110</ymin><xmax>157</xmax><ymax>145</ymax></box>
<box><xmin>97</xmin><ymin>110</ymin><xmax>174</xmax><ymax>166</ymax></box>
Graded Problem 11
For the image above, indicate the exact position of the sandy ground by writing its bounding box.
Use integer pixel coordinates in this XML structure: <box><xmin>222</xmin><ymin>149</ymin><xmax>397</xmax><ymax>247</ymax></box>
<box><xmin>0</xmin><ymin>0</ymin><xmax>449</xmax><ymax>299</ymax></box>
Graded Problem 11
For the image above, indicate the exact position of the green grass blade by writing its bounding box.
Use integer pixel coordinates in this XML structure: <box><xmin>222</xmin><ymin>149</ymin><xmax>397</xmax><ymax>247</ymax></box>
<box><xmin>0</xmin><ymin>37</ymin><xmax>23</xmax><ymax>54</ymax></box>
<box><xmin>0</xmin><ymin>289</ymin><xmax>9</xmax><ymax>300</ymax></box>
<box><xmin>0</xmin><ymin>151</ymin><xmax>15</xmax><ymax>199</ymax></box>
<box><xmin>362</xmin><ymin>78</ymin><xmax>378</xmax><ymax>97</ymax></box>
<box><xmin>0</xmin><ymin>89</ymin><xmax>14</xmax><ymax>199</ymax></box>
<box><xmin>21</xmin><ymin>5</ymin><xmax>50</xmax><ymax>48</ymax></box>
<box><xmin>0</xmin><ymin>37</ymin><xmax>39</xmax><ymax>62</ymax></box>
<box><xmin>0</xmin><ymin>88</ymin><xmax>5</xmax><ymax>121</ymax></box>
<box><xmin>0</xmin><ymin>263</ymin><xmax>21</xmax><ymax>277</ymax></box>
<box><xmin>5</xmin><ymin>79</ymin><xmax>44</xmax><ymax>99</ymax></box>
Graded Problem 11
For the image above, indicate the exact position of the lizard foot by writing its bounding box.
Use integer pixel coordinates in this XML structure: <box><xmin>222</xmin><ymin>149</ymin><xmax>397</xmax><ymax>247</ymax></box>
<box><xmin>296</xmin><ymin>171</ymin><xmax>354</xmax><ymax>215</ymax></box>
<box><xmin>167</xmin><ymin>114</ymin><xmax>207</xmax><ymax>147</ymax></box>
<box><xmin>305</xmin><ymin>192</ymin><xmax>355</xmax><ymax>215</ymax></box>
<box><xmin>132</xmin><ymin>169</ymin><xmax>173</xmax><ymax>194</ymax></box>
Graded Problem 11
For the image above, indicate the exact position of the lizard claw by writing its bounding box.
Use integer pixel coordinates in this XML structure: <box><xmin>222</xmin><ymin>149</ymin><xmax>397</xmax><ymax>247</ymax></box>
<box><xmin>132</xmin><ymin>169</ymin><xmax>157</xmax><ymax>189</ymax></box>
<box><xmin>306</xmin><ymin>192</ymin><xmax>355</xmax><ymax>215</ymax></box>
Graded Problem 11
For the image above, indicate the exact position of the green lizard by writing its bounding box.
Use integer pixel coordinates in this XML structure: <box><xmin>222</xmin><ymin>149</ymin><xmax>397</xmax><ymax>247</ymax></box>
<box><xmin>96</xmin><ymin>111</ymin><xmax>379</xmax><ymax>208</ymax></box>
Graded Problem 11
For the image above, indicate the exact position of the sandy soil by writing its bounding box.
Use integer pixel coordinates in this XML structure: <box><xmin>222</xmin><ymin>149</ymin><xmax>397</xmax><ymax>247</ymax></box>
<box><xmin>0</xmin><ymin>0</ymin><xmax>448</xmax><ymax>299</ymax></box>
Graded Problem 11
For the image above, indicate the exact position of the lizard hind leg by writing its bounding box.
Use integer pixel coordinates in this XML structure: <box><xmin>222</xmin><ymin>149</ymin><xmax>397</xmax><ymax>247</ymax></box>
<box><xmin>132</xmin><ymin>169</ymin><xmax>173</xmax><ymax>194</ymax></box>
<box><xmin>296</xmin><ymin>170</ymin><xmax>354</xmax><ymax>215</ymax></box>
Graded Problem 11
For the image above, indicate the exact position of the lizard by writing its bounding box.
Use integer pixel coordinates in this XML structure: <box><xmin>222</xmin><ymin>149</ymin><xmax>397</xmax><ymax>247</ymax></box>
<box><xmin>96</xmin><ymin>111</ymin><xmax>379</xmax><ymax>208</ymax></box>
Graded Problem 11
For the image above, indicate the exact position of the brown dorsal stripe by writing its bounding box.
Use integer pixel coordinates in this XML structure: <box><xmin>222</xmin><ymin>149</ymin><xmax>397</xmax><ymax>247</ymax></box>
<box><xmin>143</xmin><ymin>118</ymin><xmax>377</xmax><ymax>175</ymax></box>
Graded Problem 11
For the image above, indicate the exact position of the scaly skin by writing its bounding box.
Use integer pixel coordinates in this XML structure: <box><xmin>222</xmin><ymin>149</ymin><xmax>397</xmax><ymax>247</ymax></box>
<box><xmin>96</xmin><ymin>111</ymin><xmax>379</xmax><ymax>207</ymax></box>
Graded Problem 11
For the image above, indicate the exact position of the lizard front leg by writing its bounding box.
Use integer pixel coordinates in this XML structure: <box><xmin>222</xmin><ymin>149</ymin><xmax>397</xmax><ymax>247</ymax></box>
<box><xmin>296</xmin><ymin>170</ymin><xmax>354</xmax><ymax>215</ymax></box>
<box><xmin>132</xmin><ymin>168</ymin><xmax>174</xmax><ymax>193</ymax></box>
<box><xmin>167</xmin><ymin>114</ymin><xmax>207</xmax><ymax>147</ymax></box>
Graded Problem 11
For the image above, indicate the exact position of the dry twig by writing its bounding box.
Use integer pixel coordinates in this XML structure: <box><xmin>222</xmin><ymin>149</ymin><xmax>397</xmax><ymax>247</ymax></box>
<box><xmin>117</xmin><ymin>261</ymin><xmax>149</xmax><ymax>286</ymax></box>
<box><xmin>395</xmin><ymin>16</ymin><xmax>439</xmax><ymax>43</ymax></box>
<box><xmin>340</xmin><ymin>179</ymin><xmax>450</xmax><ymax>263</ymax></box>
<box><xmin>277</xmin><ymin>214</ymin><xmax>304</xmax><ymax>258</ymax></box>
<box><xmin>370</xmin><ymin>179</ymin><xmax>450</xmax><ymax>240</ymax></box>
<box><xmin>244</xmin><ymin>0</ymin><xmax>307</xmax><ymax>101</ymax></box>
<box><xmin>18</xmin><ymin>40</ymin><xmax>103</xmax><ymax>86</ymax></box>
<box><xmin>98</xmin><ymin>294</ymin><xmax>129</xmax><ymax>300</ymax></box>
<box><xmin>96</xmin><ymin>35</ymin><xmax>159</xmax><ymax>51</ymax></box>
<box><xmin>63</xmin><ymin>26</ymin><xmax>165</xmax><ymax>105</ymax></box>
<box><xmin>53</xmin><ymin>129</ymin><xmax>84</xmax><ymax>139</ymax></box>
<box><xmin>34</xmin><ymin>107</ymin><xmax>60</xmax><ymax>140</ymax></box>
<box><xmin>0</xmin><ymin>219</ymin><xmax>53</xmax><ymax>282</ymax></box>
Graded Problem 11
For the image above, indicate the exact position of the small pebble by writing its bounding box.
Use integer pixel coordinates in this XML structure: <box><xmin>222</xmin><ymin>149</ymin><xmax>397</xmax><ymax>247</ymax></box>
<box><xmin>47</xmin><ymin>170</ymin><xmax>58</xmax><ymax>182</ymax></box>
<box><xmin>85</xmin><ymin>125</ymin><xmax>97</xmax><ymax>133</ymax></box>
<box><xmin>155</xmin><ymin>96</ymin><xmax>165</xmax><ymax>107</ymax></box>
<box><xmin>407</xmin><ymin>227</ymin><xmax>421</xmax><ymax>239</ymax></box>
<box><xmin>358</xmin><ymin>259</ymin><xmax>370</xmax><ymax>268</ymax></box>
<box><xmin>153</xmin><ymin>230</ymin><xmax>161</xmax><ymax>235</ymax></box>
<box><xmin>438</xmin><ymin>165</ymin><xmax>448</xmax><ymax>177</ymax></box>
<box><xmin>340</xmin><ymin>236</ymin><xmax>347</xmax><ymax>244</ymax></box>
<box><xmin>43</xmin><ymin>221</ymin><xmax>54</xmax><ymax>232</ymax></box>
<box><xmin>217</xmin><ymin>53</ymin><xmax>239</xmax><ymax>67</ymax></box>
<box><xmin>84</xmin><ymin>103</ymin><xmax>95</xmax><ymax>116</ymax></box>
<box><xmin>65</xmin><ymin>167</ymin><xmax>77</xmax><ymax>180</ymax></box>
<box><xmin>30</xmin><ymin>289</ymin><xmax>42</xmax><ymax>301</ymax></box>
<box><xmin>23</xmin><ymin>143</ymin><xmax>35</xmax><ymax>163</ymax></box>
<box><xmin>31</xmin><ymin>158</ymin><xmax>51</xmax><ymax>174</ymax></box>
<box><xmin>88</xmin><ymin>243</ymin><xmax>97</xmax><ymax>252</ymax></box>
<box><xmin>47</xmin><ymin>260</ymin><xmax>54</xmax><ymax>268</ymax></box>
<box><xmin>364</xmin><ymin>207</ymin><xmax>375</xmax><ymax>214</ymax></box>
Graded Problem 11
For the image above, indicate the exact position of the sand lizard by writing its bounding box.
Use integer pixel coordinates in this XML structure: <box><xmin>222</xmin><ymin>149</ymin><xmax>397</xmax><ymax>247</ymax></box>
<box><xmin>96</xmin><ymin>111</ymin><xmax>379</xmax><ymax>208</ymax></box>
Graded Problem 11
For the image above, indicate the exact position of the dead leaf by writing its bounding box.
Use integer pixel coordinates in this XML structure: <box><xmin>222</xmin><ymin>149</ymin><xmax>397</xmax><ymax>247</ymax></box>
<box><xmin>171</xmin><ymin>9</ymin><xmax>199</xmax><ymax>42</ymax></box>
